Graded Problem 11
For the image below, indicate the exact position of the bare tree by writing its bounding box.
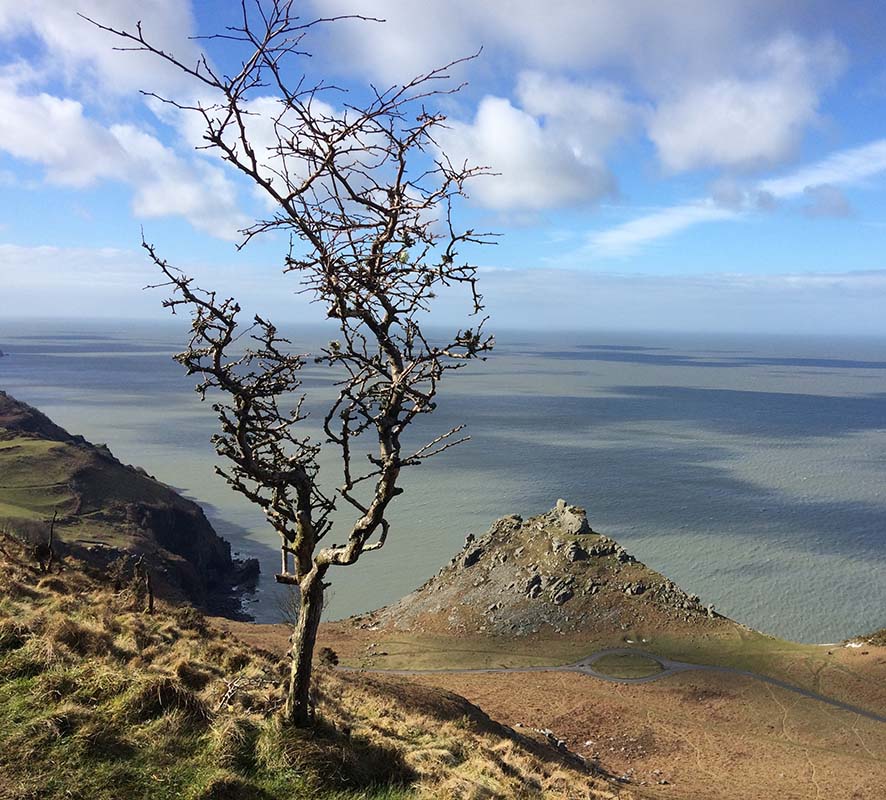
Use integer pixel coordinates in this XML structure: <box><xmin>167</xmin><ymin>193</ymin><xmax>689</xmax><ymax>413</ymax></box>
<box><xmin>87</xmin><ymin>2</ymin><xmax>494</xmax><ymax>726</ymax></box>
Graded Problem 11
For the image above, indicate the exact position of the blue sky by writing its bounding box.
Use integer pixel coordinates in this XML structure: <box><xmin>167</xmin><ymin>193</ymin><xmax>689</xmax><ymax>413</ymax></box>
<box><xmin>2</xmin><ymin>1</ymin><xmax>886</xmax><ymax>333</ymax></box>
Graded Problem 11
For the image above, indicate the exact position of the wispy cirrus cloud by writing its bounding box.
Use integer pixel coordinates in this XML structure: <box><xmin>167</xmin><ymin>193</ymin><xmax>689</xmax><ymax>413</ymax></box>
<box><xmin>585</xmin><ymin>201</ymin><xmax>738</xmax><ymax>256</ymax></box>
<box><xmin>585</xmin><ymin>137</ymin><xmax>886</xmax><ymax>257</ymax></box>
<box><xmin>759</xmin><ymin>138</ymin><xmax>886</xmax><ymax>197</ymax></box>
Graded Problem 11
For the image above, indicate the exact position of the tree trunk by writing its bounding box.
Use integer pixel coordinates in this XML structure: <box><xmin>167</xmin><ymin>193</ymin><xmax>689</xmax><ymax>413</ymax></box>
<box><xmin>284</xmin><ymin>572</ymin><xmax>325</xmax><ymax>726</ymax></box>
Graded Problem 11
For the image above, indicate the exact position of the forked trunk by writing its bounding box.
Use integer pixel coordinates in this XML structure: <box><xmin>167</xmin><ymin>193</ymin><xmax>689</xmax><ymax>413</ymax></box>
<box><xmin>284</xmin><ymin>573</ymin><xmax>325</xmax><ymax>726</ymax></box>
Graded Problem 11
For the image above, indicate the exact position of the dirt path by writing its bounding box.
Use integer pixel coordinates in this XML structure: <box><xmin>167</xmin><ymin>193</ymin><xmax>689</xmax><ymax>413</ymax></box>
<box><xmin>345</xmin><ymin>647</ymin><xmax>886</xmax><ymax>725</ymax></box>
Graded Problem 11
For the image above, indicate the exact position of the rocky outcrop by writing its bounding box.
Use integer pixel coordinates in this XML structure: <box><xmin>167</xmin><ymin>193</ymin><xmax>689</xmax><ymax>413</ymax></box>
<box><xmin>369</xmin><ymin>501</ymin><xmax>729</xmax><ymax>638</ymax></box>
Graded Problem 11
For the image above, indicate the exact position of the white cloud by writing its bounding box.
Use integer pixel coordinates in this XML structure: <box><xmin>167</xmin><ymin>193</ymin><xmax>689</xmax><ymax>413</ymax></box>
<box><xmin>515</xmin><ymin>72</ymin><xmax>638</xmax><ymax>156</ymax></box>
<box><xmin>435</xmin><ymin>73</ymin><xmax>638</xmax><ymax>211</ymax></box>
<box><xmin>587</xmin><ymin>132</ymin><xmax>886</xmax><ymax>256</ymax></box>
<box><xmin>587</xmin><ymin>202</ymin><xmax>738</xmax><ymax>257</ymax></box>
<box><xmin>109</xmin><ymin>124</ymin><xmax>249</xmax><ymax>237</ymax></box>
<box><xmin>308</xmin><ymin>2</ymin><xmax>845</xmax><ymax>198</ymax></box>
<box><xmin>759</xmin><ymin>138</ymin><xmax>886</xmax><ymax>197</ymax></box>
<box><xmin>0</xmin><ymin>69</ymin><xmax>247</xmax><ymax>238</ymax></box>
<box><xmin>0</xmin><ymin>83</ymin><xmax>127</xmax><ymax>187</ymax></box>
<box><xmin>308</xmin><ymin>0</ymin><xmax>787</xmax><ymax>87</ymax></box>
<box><xmin>0</xmin><ymin>0</ymin><xmax>199</xmax><ymax>97</ymax></box>
<box><xmin>437</xmin><ymin>96</ymin><xmax>616</xmax><ymax>211</ymax></box>
<box><xmin>649</xmin><ymin>35</ymin><xmax>843</xmax><ymax>172</ymax></box>
<box><xmin>0</xmin><ymin>2</ymin><xmax>251</xmax><ymax>239</ymax></box>
<box><xmin>0</xmin><ymin>0</ymin><xmax>866</xmax><ymax>237</ymax></box>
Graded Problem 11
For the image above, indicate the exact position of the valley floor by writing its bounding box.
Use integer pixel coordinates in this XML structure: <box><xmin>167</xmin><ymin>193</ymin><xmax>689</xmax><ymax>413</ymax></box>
<box><xmin>219</xmin><ymin>618</ymin><xmax>886</xmax><ymax>800</ymax></box>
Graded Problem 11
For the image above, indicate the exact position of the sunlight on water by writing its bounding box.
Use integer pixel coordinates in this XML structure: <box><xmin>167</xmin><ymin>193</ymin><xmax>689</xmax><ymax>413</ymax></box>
<box><xmin>1</xmin><ymin>320</ymin><xmax>884</xmax><ymax>642</ymax></box>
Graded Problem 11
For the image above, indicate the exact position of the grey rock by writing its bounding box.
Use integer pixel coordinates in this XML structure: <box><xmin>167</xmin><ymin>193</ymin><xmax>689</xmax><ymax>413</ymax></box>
<box><xmin>615</xmin><ymin>547</ymin><xmax>633</xmax><ymax>563</ymax></box>
<box><xmin>553</xmin><ymin>587</ymin><xmax>574</xmax><ymax>605</ymax></box>
<box><xmin>554</xmin><ymin>501</ymin><xmax>592</xmax><ymax>535</ymax></box>
<box><xmin>525</xmin><ymin>573</ymin><xmax>542</xmax><ymax>598</ymax></box>
<box><xmin>462</xmin><ymin>547</ymin><xmax>483</xmax><ymax>568</ymax></box>
<box><xmin>565</xmin><ymin>542</ymin><xmax>588</xmax><ymax>562</ymax></box>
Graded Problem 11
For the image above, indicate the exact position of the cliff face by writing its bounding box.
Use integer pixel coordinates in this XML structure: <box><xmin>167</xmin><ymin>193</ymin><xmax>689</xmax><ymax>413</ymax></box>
<box><xmin>0</xmin><ymin>391</ymin><xmax>258</xmax><ymax>613</ymax></box>
<box><xmin>372</xmin><ymin>500</ymin><xmax>737</xmax><ymax>639</ymax></box>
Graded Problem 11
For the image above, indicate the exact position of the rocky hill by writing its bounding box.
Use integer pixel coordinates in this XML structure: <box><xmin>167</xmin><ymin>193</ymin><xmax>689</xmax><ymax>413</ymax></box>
<box><xmin>370</xmin><ymin>500</ymin><xmax>737</xmax><ymax>639</ymax></box>
<box><xmin>0</xmin><ymin>391</ymin><xmax>257</xmax><ymax>613</ymax></box>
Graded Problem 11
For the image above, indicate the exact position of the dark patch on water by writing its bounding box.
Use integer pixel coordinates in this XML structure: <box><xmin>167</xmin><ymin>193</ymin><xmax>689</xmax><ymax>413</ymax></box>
<box><xmin>539</xmin><ymin>348</ymin><xmax>886</xmax><ymax>371</ymax></box>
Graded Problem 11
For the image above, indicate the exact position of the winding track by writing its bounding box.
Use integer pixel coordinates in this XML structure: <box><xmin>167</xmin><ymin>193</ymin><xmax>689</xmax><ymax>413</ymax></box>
<box><xmin>348</xmin><ymin>647</ymin><xmax>886</xmax><ymax>725</ymax></box>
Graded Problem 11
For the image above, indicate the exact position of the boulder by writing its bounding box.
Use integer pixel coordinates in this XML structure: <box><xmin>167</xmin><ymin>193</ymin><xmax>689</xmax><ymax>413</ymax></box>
<box><xmin>525</xmin><ymin>573</ymin><xmax>542</xmax><ymax>598</ymax></box>
<box><xmin>554</xmin><ymin>500</ymin><xmax>592</xmax><ymax>535</ymax></box>
<box><xmin>553</xmin><ymin>587</ymin><xmax>574</xmax><ymax>605</ymax></box>
<box><xmin>565</xmin><ymin>542</ymin><xmax>588</xmax><ymax>562</ymax></box>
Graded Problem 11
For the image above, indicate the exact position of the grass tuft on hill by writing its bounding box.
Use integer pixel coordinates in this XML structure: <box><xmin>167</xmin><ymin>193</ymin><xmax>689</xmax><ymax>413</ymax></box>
<box><xmin>0</xmin><ymin>536</ymin><xmax>624</xmax><ymax>800</ymax></box>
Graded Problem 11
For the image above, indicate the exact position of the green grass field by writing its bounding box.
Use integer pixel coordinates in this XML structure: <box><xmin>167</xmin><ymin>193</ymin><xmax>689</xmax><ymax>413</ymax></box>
<box><xmin>590</xmin><ymin>653</ymin><xmax>663</xmax><ymax>679</ymax></box>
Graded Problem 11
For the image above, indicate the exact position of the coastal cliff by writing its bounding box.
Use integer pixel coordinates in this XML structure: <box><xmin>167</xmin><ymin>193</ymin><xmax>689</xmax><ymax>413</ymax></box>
<box><xmin>0</xmin><ymin>391</ymin><xmax>258</xmax><ymax>613</ymax></box>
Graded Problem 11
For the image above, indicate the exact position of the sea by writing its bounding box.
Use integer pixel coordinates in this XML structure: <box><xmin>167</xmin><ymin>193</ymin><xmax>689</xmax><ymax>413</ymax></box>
<box><xmin>1</xmin><ymin>319</ymin><xmax>884</xmax><ymax>644</ymax></box>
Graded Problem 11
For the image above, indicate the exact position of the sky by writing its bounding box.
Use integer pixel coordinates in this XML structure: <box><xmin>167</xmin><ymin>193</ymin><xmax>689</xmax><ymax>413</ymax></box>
<box><xmin>1</xmin><ymin>0</ymin><xmax>886</xmax><ymax>334</ymax></box>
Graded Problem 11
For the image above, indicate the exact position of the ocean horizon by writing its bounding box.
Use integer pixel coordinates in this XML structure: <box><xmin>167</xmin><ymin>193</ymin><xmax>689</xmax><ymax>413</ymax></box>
<box><xmin>1</xmin><ymin>318</ymin><xmax>884</xmax><ymax>644</ymax></box>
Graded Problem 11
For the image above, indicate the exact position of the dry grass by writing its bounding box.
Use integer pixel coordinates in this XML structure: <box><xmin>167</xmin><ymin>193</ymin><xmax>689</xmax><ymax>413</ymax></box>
<box><xmin>312</xmin><ymin>672</ymin><xmax>625</xmax><ymax>800</ymax></box>
<box><xmin>0</xmin><ymin>539</ymin><xmax>626</xmax><ymax>800</ymax></box>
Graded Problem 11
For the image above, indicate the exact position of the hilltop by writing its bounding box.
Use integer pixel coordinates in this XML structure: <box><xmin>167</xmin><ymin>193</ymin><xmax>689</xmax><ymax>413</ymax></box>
<box><xmin>0</xmin><ymin>391</ymin><xmax>257</xmax><ymax>613</ymax></box>
<box><xmin>367</xmin><ymin>500</ymin><xmax>734</xmax><ymax>640</ymax></box>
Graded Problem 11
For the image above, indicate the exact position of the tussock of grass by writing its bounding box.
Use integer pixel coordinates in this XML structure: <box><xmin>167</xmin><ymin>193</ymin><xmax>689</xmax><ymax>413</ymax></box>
<box><xmin>0</xmin><ymin>618</ymin><xmax>30</xmax><ymax>651</ymax></box>
<box><xmin>191</xmin><ymin>772</ymin><xmax>276</xmax><ymax>800</ymax></box>
<box><xmin>312</xmin><ymin>674</ymin><xmax>623</xmax><ymax>800</ymax></box>
<box><xmin>210</xmin><ymin>715</ymin><xmax>259</xmax><ymax>771</ymax></box>
<box><xmin>37</xmin><ymin>575</ymin><xmax>70</xmax><ymax>594</ymax></box>
<box><xmin>118</xmin><ymin>675</ymin><xmax>209</xmax><ymax>725</ymax></box>
<box><xmin>0</xmin><ymin>538</ymin><xmax>624</xmax><ymax>800</ymax></box>
<box><xmin>45</xmin><ymin>616</ymin><xmax>116</xmax><ymax>658</ymax></box>
<box><xmin>3</xmin><ymin>578</ymin><xmax>40</xmax><ymax>599</ymax></box>
<box><xmin>173</xmin><ymin>657</ymin><xmax>214</xmax><ymax>690</ymax></box>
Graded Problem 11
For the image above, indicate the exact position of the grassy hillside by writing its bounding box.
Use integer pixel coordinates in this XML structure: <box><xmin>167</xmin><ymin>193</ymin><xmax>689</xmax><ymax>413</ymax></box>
<box><xmin>0</xmin><ymin>540</ymin><xmax>627</xmax><ymax>800</ymax></box>
<box><xmin>0</xmin><ymin>391</ymin><xmax>256</xmax><ymax>610</ymax></box>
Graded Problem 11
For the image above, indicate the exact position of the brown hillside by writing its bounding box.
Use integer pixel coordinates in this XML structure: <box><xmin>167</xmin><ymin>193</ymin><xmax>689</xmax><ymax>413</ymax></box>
<box><xmin>0</xmin><ymin>540</ymin><xmax>630</xmax><ymax>800</ymax></box>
